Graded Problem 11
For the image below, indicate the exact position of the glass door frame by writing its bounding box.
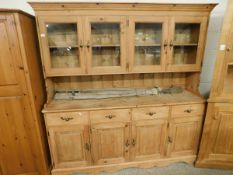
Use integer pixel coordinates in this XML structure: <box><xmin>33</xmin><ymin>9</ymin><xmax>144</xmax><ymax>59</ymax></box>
<box><xmin>38</xmin><ymin>16</ymin><xmax>85</xmax><ymax>77</ymax></box>
<box><xmin>84</xmin><ymin>16</ymin><xmax>127</xmax><ymax>75</ymax></box>
<box><xmin>167</xmin><ymin>16</ymin><xmax>208</xmax><ymax>72</ymax></box>
<box><xmin>128</xmin><ymin>16</ymin><xmax>168</xmax><ymax>73</ymax></box>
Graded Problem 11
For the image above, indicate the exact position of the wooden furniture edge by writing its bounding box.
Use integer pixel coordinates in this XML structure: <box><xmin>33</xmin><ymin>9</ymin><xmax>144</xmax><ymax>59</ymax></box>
<box><xmin>0</xmin><ymin>9</ymin><xmax>34</xmax><ymax>18</ymax></box>
<box><xmin>29</xmin><ymin>2</ymin><xmax>217</xmax><ymax>12</ymax></box>
<box><xmin>51</xmin><ymin>155</ymin><xmax>197</xmax><ymax>175</ymax></box>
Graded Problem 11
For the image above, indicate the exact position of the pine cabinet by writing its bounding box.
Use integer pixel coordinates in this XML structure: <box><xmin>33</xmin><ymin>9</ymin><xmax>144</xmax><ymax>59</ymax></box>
<box><xmin>196</xmin><ymin>0</ymin><xmax>233</xmax><ymax>170</ymax></box>
<box><xmin>30</xmin><ymin>2</ymin><xmax>215</xmax><ymax>174</ymax></box>
<box><xmin>0</xmin><ymin>11</ymin><xmax>49</xmax><ymax>175</ymax></box>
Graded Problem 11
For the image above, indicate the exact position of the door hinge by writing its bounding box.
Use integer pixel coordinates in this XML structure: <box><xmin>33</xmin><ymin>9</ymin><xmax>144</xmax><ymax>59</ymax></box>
<box><xmin>167</xmin><ymin>122</ymin><xmax>170</xmax><ymax>128</ymax></box>
<box><xmin>47</xmin><ymin>131</ymin><xmax>50</xmax><ymax>136</ymax></box>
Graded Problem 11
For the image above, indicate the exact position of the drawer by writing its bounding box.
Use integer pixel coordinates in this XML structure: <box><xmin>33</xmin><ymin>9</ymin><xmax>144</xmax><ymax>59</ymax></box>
<box><xmin>90</xmin><ymin>109</ymin><xmax>130</xmax><ymax>124</ymax></box>
<box><xmin>132</xmin><ymin>106</ymin><xmax>169</xmax><ymax>120</ymax></box>
<box><xmin>171</xmin><ymin>104</ymin><xmax>205</xmax><ymax>118</ymax></box>
<box><xmin>45</xmin><ymin>112</ymin><xmax>89</xmax><ymax>126</ymax></box>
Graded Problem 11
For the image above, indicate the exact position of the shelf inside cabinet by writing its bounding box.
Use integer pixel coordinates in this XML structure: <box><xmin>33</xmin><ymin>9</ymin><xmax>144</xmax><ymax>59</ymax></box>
<box><xmin>173</xmin><ymin>43</ymin><xmax>198</xmax><ymax>46</ymax></box>
<box><xmin>92</xmin><ymin>45</ymin><xmax>120</xmax><ymax>47</ymax></box>
<box><xmin>135</xmin><ymin>44</ymin><xmax>161</xmax><ymax>47</ymax></box>
<box><xmin>49</xmin><ymin>45</ymin><xmax>79</xmax><ymax>48</ymax></box>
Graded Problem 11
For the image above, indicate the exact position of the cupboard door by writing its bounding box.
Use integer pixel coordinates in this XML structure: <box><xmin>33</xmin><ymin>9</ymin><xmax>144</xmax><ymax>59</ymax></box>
<box><xmin>91</xmin><ymin>122</ymin><xmax>130</xmax><ymax>165</ymax></box>
<box><xmin>131</xmin><ymin>119</ymin><xmax>167</xmax><ymax>161</ymax></box>
<box><xmin>84</xmin><ymin>16</ymin><xmax>127</xmax><ymax>74</ymax></box>
<box><xmin>168</xmin><ymin>117</ymin><xmax>202</xmax><ymax>157</ymax></box>
<box><xmin>48</xmin><ymin>125</ymin><xmax>91</xmax><ymax>168</ymax></box>
<box><xmin>199</xmin><ymin>104</ymin><xmax>233</xmax><ymax>163</ymax></box>
<box><xmin>129</xmin><ymin>16</ymin><xmax>168</xmax><ymax>73</ymax></box>
<box><xmin>167</xmin><ymin>16</ymin><xmax>208</xmax><ymax>72</ymax></box>
<box><xmin>38</xmin><ymin>16</ymin><xmax>85</xmax><ymax>76</ymax></box>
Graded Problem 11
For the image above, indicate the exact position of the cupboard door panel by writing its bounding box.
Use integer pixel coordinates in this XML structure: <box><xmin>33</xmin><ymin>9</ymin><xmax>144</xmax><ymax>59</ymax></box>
<box><xmin>38</xmin><ymin>16</ymin><xmax>85</xmax><ymax>76</ymax></box>
<box><xmin>0</xmin><ymin>15</ymin><xmax>22</xmax><ymax>96</ymax></box>
<box><xmin>84</xmin><ymin>16</ymin><xmax>127</xmax><ymax>75</ymax></box>
<box><xmin>213</xmin><ymin>112</ymin><xmax>233</xmax><ymax>154</ymax></box>
<box><xmin>131</xmin><ymin>119</ymin><xmax>167</xmax><ymax>161</ymax></box>
<box><xmin>197</xmin><ymin>104</ymin><xmax>233</xmax><ymax>166</ymax></box>
<box><xmin>168</xmin><ymin>117</ymin><xmax>202</xmax><ymax>157</ymax></box>
<box><xmin>48</xmin><ymin>125</ymin><xmax>91</xmax><ymax>168</ymax></box>
<box><xmin>91</xmin><ymin>122</ymin><xmax>130</xmax><ymax>165</ymax></box>
<box><xmin>167</xmin><ymin>16</ymin><xmax>208</xmax><ymax>72</ymax></box>
<box><xmin>129</xmin><ymin>16</ymin><xmax>168</xmax><ymax>73</ymax></box>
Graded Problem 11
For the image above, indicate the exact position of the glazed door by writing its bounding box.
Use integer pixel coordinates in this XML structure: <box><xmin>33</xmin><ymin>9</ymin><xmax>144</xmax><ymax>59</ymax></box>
<box><xmin>84</xmin><ymin>16</ymin><xmax>127</xmax><ymax>74</ymax></box>
<box><xmin>129</xmin><ymin>16</ymin><xmax>168</xmax><ymax>73</ymax></box>
<box><xmin>90</xmin><ymin>122</ymin><xmax>130</xmax><ymax>165</ymax></box>
<box><xmin>38</xmin><ymin>16</ymin><xmax>85</xmax><ymax>76</ymax></box>
<box><xmin>167</xmin><ymin>117</ymin><xmax>202</xmax><ymax>157</ymax></box>
<box><xmin>48</xmin><ymin>125</ymin><xmax>91</xmax><ymax>168</ymax></box>
<box><xmin>167</xmin><ymin>16</ymin><xmax>208</xmax><ymax>72</ymax></box>
<box><xmin>131</xmin><ymin>118</ymin><xmax>168</xmax><ymax>161</ymax></box>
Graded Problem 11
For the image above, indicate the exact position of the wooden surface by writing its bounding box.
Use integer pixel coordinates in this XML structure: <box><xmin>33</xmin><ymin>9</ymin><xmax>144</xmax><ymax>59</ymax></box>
<box><xmin>196</xmin><ymin>0</ymin><xmax>233</xmax><ymax>170</ymax></box>
<box><xmin>30</xmin><ymin>2</ymin><xmax>214</xmax><ymax>174</ymax></box>
<box><xmin>44</xmin><ymin>90</ymin><xmax>204</xmax><ymax>112</ymax></box>
<box><xmin>0</xmin><ymin>12</ymin><xmax>49</xmax><ymax>175</ymax></box>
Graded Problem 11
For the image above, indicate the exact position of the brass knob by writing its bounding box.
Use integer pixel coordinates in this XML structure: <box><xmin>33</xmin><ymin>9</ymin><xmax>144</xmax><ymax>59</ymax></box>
<box><xmin>105</xmin><ymin>114</ymin><xmax>116</xmax><ymax>119</ymax></box>
<box><xmin>184</xmin><ymin>109</ymin><xmax>192</xmax><ymax>113</ymax></box>
<box><xmin>146</xmin><ymin>112</ymin><xmax>157</xmax><ymax>116</ymax></box>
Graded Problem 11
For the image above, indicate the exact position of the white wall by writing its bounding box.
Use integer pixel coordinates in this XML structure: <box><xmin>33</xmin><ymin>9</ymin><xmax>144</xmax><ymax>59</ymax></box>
<box><xmin>0</xmin><ymin>0</ymin><xmax>228</xmax><ymax>98</ymax></box>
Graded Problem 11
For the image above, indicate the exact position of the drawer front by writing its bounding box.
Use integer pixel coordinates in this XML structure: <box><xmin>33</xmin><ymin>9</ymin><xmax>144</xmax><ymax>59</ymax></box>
<box><xmin>90</xmin><ymin>109</ymin><xmax>130</xmax><ymax>124</ymax></box>
<box><xmin>132</xmin><ymin>106</ymin><xmax>169</xmax><ymax>120</ymax></box>
<box><xmin>45</xmin><ymin>112</ymin><xmax>89</xmax><ymax>126</ymax></box>
<box><xmin>171</xmin><ymin>104</ymin><xmax>204</xmax><ymax>118</ymax></box>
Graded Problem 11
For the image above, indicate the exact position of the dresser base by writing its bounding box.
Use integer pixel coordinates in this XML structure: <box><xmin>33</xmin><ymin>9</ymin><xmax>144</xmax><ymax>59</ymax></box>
<box><xmin>52</xmin><ymin>156</ymin><xmax>197</xmax><ymax>175</ymax></box>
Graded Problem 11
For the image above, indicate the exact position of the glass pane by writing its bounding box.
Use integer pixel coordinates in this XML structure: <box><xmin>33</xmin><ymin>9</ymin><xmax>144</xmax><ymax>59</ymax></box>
<box><xmin>174</xmin><ymin>23</ymin><xmax>200</xmax><ymax>44</ymax></box>
<box><xmin>223</xmin><ymin>65</ymin><xmax>233</xmax><ymax>93</ymax></box>
<box><xmin>47</xmin><ymin>23</ymin><xmax>78</xmax><ymax>46</ymax></box>
<box><xmin>91</xmin><ymin>23</ymin><xmax>120</xmax><ymax>45</ymax></box>
<box><xmin>46</xmin><ymin>23</ymin><xmax>80</xmax><ymax>69</ymax></box>
<box><xmin>134</xmin><ymin>23</ymin><xmax>162</xmax><ymax>66</ymax></box>
<box><xmin>91</xmin><ymin>23</ymin><xmax>121</xmax><ymax>67</ymax></box>
<box><xmin>50</xmin><ymin>47</ymin><xmax>79</xmax><ymax>68</ymax></box>
<box><xmin>135</xmin><ymin>23</ymin><xmax>162</xmax><ymax>45</ymax></box>
<box><xmin>92</xmin><ymin>47</ymin><xmax>120</xmax><ymax>67</ymax></box>
<box><xmin>173</xmin><ymin>46</ymin><xmax>197</xmax><ymax>64</ymax></box>
<box><xmin>135</xmin><ymin>46</ymin><xmax>161</xmax><ymax>65</ymax></box>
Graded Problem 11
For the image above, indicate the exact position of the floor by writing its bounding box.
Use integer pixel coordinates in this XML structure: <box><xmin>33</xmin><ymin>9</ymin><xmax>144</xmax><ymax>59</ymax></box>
<box><xmin>74</xmin><ymin>163</ymin><xmax>233</xmax><ymax>175</ymax></box>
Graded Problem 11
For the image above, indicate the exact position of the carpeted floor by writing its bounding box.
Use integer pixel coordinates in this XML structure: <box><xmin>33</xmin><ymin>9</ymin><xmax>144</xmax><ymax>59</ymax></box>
<box><xmin>73</xmin><ymin>163</ymin><xmax>233</xmax><ymax>175</ymax></box>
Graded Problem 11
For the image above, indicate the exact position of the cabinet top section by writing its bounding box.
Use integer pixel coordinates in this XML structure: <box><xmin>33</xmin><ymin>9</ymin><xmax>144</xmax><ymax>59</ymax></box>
<box><xmin>29</xmin><ymin>2</ymin><xmax>217</xmax><ymax>12</ymax></box>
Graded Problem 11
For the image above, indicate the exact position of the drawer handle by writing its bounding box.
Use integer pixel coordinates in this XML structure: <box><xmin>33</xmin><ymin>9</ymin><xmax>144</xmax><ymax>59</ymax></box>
<box><xmin>146</xmin><ymin>112</ymin><xmax>157</xmax><ymax>116</ymax></box>
<box><xmin>105</xmin><ymin>114</ymin><xmax>116</xmax><ymax>119</ymax></box>
<box><xmin>184</xmin><ymin>109</ymin><xmax>193</xmax><ymax>113</ymax></box>
<box><xmin>60</xmin><ymin>117</ymin><xmax>74</xmax><ymax>122</ymax></box>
